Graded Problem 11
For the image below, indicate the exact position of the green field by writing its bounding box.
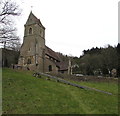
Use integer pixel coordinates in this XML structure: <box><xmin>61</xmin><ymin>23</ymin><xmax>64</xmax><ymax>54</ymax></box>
<box><xmin>2</xmin><ymin>68</ymin><xmax>118</xmax><ymax>114</ymax></box>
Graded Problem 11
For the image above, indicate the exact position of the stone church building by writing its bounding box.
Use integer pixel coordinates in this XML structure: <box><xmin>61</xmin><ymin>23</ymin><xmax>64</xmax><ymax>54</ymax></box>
<box><xmin>18</xmin><ymin>12</ymin><xmax>71</xmax><ymax>74</ymax></box>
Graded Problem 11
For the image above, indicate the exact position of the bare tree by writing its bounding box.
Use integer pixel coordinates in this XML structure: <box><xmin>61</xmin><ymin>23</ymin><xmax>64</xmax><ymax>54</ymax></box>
<box><xmin>5</xmin><ymin>36</ymin><xmax>21</xmax><ymax>51</ymax></box>
<box><xmin>0</xmin><ymin>0</ymin><xmax>21</xmax><ymax>50</ymax></box>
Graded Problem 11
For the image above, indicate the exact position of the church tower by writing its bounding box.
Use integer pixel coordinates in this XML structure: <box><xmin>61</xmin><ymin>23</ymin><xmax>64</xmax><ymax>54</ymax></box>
<box><xmin>18</xmin><ymin>12</ymin><xmax>45</xmax><ymax>71</ymax></box>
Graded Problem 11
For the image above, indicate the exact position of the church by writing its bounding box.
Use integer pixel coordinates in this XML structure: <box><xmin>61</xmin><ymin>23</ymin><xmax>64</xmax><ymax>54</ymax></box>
<box><xmin>18</xmin><ymin>12</ymin><xmax>72</xmax><ymax>74</ymax></box>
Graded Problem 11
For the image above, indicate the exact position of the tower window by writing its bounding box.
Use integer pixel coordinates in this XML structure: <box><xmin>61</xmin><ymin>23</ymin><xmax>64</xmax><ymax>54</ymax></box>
<box><xmin>28</xmin><ymin>48</ymin><xmax>31</xmax><ymax>51</ymax></box>
<box><xmin>29</xmin><ymin>28</ymin><xmax>32</xmax><ymax>34</ymax></box>
<box><xmin>27</xmin><ymin>58</ymin><xmax>31</xmax><ymax>64</ymax></box>
<box><xmin>40</xmin><ymin>30</ymin><xmax>42</xmax><ymax>34</ymax></box>
<box><xmin>48</xmin><ymin>65</ymin><xmax>52</xmax><ymax>72</ymax></box>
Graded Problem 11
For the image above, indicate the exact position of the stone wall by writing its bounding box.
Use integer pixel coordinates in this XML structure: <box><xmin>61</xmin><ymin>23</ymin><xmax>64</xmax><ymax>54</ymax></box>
<box><xmin>44</xmin><ymin>57</ymin><xmax>58</xmax><ymax>74</ymax></box>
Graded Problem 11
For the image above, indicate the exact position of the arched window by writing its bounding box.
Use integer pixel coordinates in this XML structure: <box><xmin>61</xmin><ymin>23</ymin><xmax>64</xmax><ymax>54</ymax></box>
<box><xmin>40</xmin><ymin>30</ymin><xmax>42</xmax><ymax>34</ymax></box>
<box><xmin>48</xmin><ymin>65</ymin><xmax>52</xmax><ymax>72</ymax></box>
<box><xmin>27</xmin><ymin>58</ymin><xmax>31</xmax><ymax>64</ymax></box>
<box><xmin>29</xmin><ymin>28</ymin><xmax>32</xmax><ymax>34</ymax></box>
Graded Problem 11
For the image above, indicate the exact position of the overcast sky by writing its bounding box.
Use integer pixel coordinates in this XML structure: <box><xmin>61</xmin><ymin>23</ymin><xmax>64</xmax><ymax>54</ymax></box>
<box><xmin>15</xmin><ymin>0</ymin><xmax>118</xmax><ymax>57</ymax></box>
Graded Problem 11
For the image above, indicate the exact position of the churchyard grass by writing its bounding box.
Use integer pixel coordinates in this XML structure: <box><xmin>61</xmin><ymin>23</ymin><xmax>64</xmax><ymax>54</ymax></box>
<box><xmin>2</xmin><ymin>68</ymin><xmax>118</xmax><ymax>114</ymax></box>
<box><xmin>66</xmin><ymin>79</ymin><xmax>118</xmax><ymax>95</ymax></box>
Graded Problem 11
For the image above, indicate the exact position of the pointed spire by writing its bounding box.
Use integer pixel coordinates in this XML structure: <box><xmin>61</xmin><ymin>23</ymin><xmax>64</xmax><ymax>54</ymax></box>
<box><xmin>25</xmin><ymin>12</ymin><xmax>45</xmax><ymax>29</ymax></box>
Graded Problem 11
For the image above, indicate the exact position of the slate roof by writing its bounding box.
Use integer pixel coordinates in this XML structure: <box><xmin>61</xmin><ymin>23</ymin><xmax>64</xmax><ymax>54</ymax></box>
<box><xmin>45</xmin><ymin>46</ymin><xmax>60</xmax><ymax>62</ymax></box>
<box><xmin>45</xmin><ymin>46</ymin><xmax>68</xmax><ymax>71</ymax></box>
<box><xmin>56</xmin><ymin>61</ymin><xmax>68</xmax><ymax>71</ymax></box>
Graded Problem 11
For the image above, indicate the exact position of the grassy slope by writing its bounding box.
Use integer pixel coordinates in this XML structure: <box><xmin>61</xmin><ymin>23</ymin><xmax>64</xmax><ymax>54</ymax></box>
<box><xmin>67</xmin><ymin>79</ymin><xmax>118</xmax><ymax>95</ymax></box>
<box><xmin>2</xmin><ymin>68</ymin><xmax>118</xmax><ymax>114</ymax></box>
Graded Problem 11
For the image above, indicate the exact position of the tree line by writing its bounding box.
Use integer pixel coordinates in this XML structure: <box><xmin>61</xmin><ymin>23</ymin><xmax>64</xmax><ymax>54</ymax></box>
<box><xmin>72</xmin><ymin>44</ymin><xmax>120</xmax><ymax>77</ymax></box>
